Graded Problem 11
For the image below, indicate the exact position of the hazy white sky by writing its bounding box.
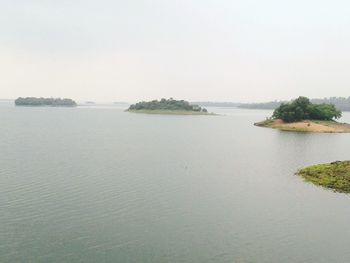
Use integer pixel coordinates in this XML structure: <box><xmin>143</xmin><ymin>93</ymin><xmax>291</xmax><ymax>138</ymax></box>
<box><xmin>1</xmin><ymin>0</ymin><xmax>349</xmax><ymax>102</ymax></box>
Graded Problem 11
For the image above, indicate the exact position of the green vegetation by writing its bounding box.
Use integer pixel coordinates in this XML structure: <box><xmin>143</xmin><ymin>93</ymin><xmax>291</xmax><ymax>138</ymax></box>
<box><xmin>128</xmin><ymin>98</ymin><xmax>209</xmax><ymax>114</ymax></box>
<box><xmin>297</xmin><ymin>161</ymin><xmax>350</xmax><ymax>193</ymax></box>
<box><xmin>272</xmin><ymin>96</ymin><xmax>341</xmax><ymax>122</ymax></box>
<box><xmin>15</xmin><ymin>97</ymin><xmax>77</xmax><ymax>107</ymax></box>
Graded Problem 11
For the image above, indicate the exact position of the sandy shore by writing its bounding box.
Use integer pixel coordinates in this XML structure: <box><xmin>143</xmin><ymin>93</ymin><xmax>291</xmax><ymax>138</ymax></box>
<box><xmin>255</xmin><ymin>119</ymin><xmax>350</xmax><ymax>133</ymax></box>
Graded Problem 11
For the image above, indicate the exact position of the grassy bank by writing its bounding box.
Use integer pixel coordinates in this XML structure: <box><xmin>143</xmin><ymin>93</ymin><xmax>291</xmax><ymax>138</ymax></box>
<box><xmin>127</xmin><ymin>109</ymin><xmax>216</xmax><ymax>115</ymax></box>
<box><xmin>255</xmin><ymin>119</ymin><xmax>350</xmax><ymax>133</ymax></box>
<box><xmin>297</xmin><ymin>161</ymin><xmax>350</xmax><ymax>193</ymax></box>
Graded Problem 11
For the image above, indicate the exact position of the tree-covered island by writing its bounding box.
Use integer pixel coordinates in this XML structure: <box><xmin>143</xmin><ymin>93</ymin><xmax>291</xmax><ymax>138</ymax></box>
<box><xmin>255</xmin><ymin>96</ymin><xmax>350</xmax><ymax>132</ymax></box>
<box><xmin>127</xmin><ymin>98</ymin><xmax>212</xmax><ymax>115</ymax></box>
<box><xmin>15</xmin><ymin>97</ymin><xmax>77</xmax><ymax>107</ymax></box>
<box><xmin>297</xmin><ymin>161</ymin><xmax>350</xmax><ymax>193</ymax></box>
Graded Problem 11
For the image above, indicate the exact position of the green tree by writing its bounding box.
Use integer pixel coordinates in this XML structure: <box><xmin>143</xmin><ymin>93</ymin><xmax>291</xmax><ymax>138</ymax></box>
<box><xmin>272</xmin><ymin>96</ymin><xmax>341</xmax><ymax>122</ymax></box>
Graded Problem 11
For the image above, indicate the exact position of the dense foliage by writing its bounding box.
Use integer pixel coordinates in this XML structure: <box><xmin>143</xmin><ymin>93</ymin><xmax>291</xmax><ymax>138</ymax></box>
<box><xmin>128</xmin><ymin>98</ymin><xmax>208</xmax><ymax>112</ymax></box>
<box><xmin>272</xmin><ymin>96</ymin><xmax>341</xmax><ymax>122</ymax></box>
<box><xmin>15</xmin><ymin>97</ymin><xmax>77</xmax><ymax>107</ymax></box>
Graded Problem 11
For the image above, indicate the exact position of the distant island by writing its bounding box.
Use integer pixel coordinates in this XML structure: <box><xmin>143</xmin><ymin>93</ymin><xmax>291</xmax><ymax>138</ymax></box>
<box><xmin>255</xmin><ymin>96</ymin><xmax>350</xmax><ymax>133</ymax></box>
<box><xmin>127</xmin><ymin>98</ymin><xmax>211</xmax><ymax>115</ymax></box>
<box><xmin>15</xmin><ymin>97</ymin><xmax>77</xmax><ymax>107</ymax></box>
<box><xmin>297</xmin><ymin>161</ymin><xmax>350</xmax><ymax>193</ymax></box>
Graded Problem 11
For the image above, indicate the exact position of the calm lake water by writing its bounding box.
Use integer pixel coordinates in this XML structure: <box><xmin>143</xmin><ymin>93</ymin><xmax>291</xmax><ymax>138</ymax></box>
<box><xmin>1</xmin><ymin>104</ymin><xmax>350</xmax><ymax>263</ymax></box>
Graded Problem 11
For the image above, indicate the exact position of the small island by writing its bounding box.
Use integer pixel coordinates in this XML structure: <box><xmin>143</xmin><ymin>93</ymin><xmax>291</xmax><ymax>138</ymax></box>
<box><xmin>127</xmin><ymin>98</ymin><xmax>212</xmax><ymax>115</ymax></box>
<box><xmin>297</xmin><ymin>161</ymin><xmax>350</xmax><ymax>193</ymax></box>
<box><xmin>255</xmin><ymin>96</ymin><xmax>350</xmax><ymax>133</ymax></box>
<box><xmin>15</xmin><ymin>97</ymin><xmax>77</xmax><ymax>107</ymax></box>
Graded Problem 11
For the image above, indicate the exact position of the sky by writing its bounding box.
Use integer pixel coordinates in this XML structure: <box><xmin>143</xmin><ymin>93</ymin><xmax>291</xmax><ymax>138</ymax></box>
<box><xmin>1</xmin><ymin>0</ymin><xmax>349</xmax><ymax>103</ymax></box>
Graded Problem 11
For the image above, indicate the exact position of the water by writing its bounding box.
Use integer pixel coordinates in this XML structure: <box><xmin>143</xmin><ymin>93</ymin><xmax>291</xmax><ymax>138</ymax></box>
<box><xmin>1</xmin><ymin>104</ymin><xmax>350</xmax><ymax>263</ymax></box>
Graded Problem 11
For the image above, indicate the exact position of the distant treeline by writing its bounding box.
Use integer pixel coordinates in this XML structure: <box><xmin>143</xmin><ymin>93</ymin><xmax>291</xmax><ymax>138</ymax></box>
<box><xmin>237</xmin><ymin>101</ymin><xmax>286</xmax><ymax>110</ymax></box>
<box><xmin>239</xmin><ymin>97</ymin><xmax>350</xmax><ymax>111</ymax></box>
<box><xmin>195</xmin><ymin>97</ymin><xmax>350</xmax><ymax>111</ymax></box>
<box><xmin>191</xmin><ymin>102</ymin><xmax>241</xmax><ymax>107</ymax></box>
<box><xmin>310</xmin><ymin>97</ymin><xmax>350</xmax><ymax>111</ymax></box>
<box><xmin>15</xmin><ymin>97</ymin><xmax>77</xmax><ymax>107</ymax></box>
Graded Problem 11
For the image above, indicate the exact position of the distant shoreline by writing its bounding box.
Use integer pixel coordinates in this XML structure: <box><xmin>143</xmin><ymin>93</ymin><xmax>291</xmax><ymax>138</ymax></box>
<box><xmin>255</xmin><ymin>119</ymin><xmax>350</xmax><ymax>133</ymax></box>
